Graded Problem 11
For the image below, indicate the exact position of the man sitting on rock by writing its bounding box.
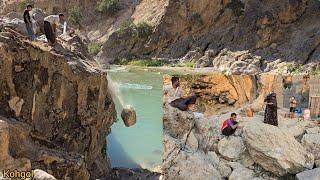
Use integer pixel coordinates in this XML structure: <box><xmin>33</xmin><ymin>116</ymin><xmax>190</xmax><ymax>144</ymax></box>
<box><xmin>221</xmin><ymin>113</ymin><xmax>240</xmax><ymax>136</ymax></box>
<box><xmin>43</xmin><ymin>13</ymin><xmax>65</xmax><ymax>45</ymax></box>
<box><xmin>166</xmin><ymin>76</ymin><xmax>197</xmax><ymax>111</ymax></box>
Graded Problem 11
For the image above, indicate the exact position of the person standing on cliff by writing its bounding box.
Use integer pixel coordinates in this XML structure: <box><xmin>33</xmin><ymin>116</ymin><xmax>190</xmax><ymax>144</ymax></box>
<box><xmin>43</xmin><ymin>13</ymin><xmax>65</xmax><ymax>45</ymax></box>
<box><xmin>23</xmin><ymin>4</ymin><xmax>35</xmax><ymax>41</ymax></box>
<box><xmin>165</xmin><ymin>76</ymin><xmax>197</xmax><ymax>111</ymax></box>
<box><xmin>264</xmin><ymin>91</ymin><xmax>278</xmax><ymax>126</ymax></box>
<box><xmin>289</xmin><ymin>96</ymin><xmax>297</xmax><ymax>119</ymax></box>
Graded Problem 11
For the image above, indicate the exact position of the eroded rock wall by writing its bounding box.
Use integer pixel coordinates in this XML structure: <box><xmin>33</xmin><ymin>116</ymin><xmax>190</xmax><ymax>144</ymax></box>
<box><xmin>163</xmin><ymin>74</ymin><xmax>319</xmax><ymax>115</ymax></box>
<box><xmin>0</xmin><ymin>28</ymin><xmax>116</xmax><ymax>179</ymax></box>
<box><xmin>102</xmin><ymin>0</ymin><xmax>320</xmax><ymax>73</ymax></box>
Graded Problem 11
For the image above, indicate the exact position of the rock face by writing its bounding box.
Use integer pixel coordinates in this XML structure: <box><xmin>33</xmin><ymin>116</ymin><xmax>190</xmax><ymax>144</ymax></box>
<box><xmin>163</xmin><ymin>103</ymin><xmax>195</xmax><ymax>139</ymax></box>
<box><xmin>0</xmin><ymin>26</ymin><xmax>116</xmax><ymax>179</ymax></box>
<box><xmin>121</xmin><ymin>105</ymin><xmax>137</xmax><ymax>127</ymax></box>
<box><xmin>243</xmin><ymin>122</ymin><xmax>314</xmax><ymax>176</ymax></box>
<box><xmin>301</xmin><ymin>133</ymin><xmax>320</xmax><ymax>164</ymax></box>
<box><xmin>1</xmin><ymin>0</ymin><xmax>319</xmax><ymax>72</ymax></box>
<box><xmin>218</xmin><ymin>136</ymin><xmax>246</xmax><ymax>160</ymax></box>
<box><xmin>296</xmin><ymin>168</ymin><xmax>320</xmax><ymax>180</ymax></box>
<box><xmin>97</xmin><ymin>0</ymin><xmax>319</xmax><ymax>73</ymax></box>
<box><xmin>33</xmin><ymin>169</ymin><xmax>57</xmax><ymax>180</ymax></box>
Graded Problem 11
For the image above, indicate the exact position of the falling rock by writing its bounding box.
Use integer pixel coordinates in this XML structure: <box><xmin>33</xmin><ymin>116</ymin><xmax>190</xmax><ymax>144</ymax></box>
<box><xmin>243</xmin><ymin>122</ymin><xmax>314</xmax><ymax>176</ymax></box>
<box><xmin>33</xmin><ymin>169</ymin><xmax>57</xmax><ymax>180</ymax></box>
<box><xmin>218</xmin><ymin>136</ymin><xmax>246</xmax><ymax>160</ymax></box>
<box><xmin>121</xmin><ymin>105</ymin><xmax>137</xmax><ymax>127</ymax></box>
<box><xmin>296</xmin><ymin>168</ymin><xmax>320</xmax><ymax>180</ymax></box>
<box><xmin>229</xmin><ymin>167</ymin><xmax>254</xmax><ymax>180</ymax></box>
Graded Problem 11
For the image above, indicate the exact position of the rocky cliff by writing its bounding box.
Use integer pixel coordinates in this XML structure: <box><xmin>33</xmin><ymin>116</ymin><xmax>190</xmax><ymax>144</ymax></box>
<box><xmin>163</xmin><ymin>74</ymin><xmax>320</xmax><ymax>116</ymax></box>
<box><xmin>0</xmin><ymin>24</ymin><xmax>116</xmax><ymax>179</ymax></box>
<box><xmin>2</xmin><ymin>0</ymin><xmax>319</xmax><ymax>73</ymax></box>
<box><xmin>102</xmin><ymin>0</ymin><xmax>320</xmax><ymax>74</ymax></box>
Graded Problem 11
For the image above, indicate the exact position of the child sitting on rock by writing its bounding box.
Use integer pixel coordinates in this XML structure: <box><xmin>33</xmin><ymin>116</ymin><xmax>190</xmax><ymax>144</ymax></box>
<box><xmin>221</xmin><ymin>113</ymin><xmax>240</xmax><ymax>136</ymax></box>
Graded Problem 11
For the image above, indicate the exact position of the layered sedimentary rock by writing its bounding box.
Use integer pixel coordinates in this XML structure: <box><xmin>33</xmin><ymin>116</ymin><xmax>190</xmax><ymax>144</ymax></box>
<box><xmin>0</xmin><ymin>26</ymin><xmax>116</xmax><ymax>179</ymax></box>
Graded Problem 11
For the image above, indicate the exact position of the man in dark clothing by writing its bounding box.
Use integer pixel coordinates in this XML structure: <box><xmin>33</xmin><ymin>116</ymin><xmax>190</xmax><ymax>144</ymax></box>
<box><xmin>264</xmin><ymin>91</ymin><xmax>278</xmax><ymax>126</ymax></box>
<box><xmin>167</xmin><ymin>76</ymin><xmax>197</xmax><ymax>111</ymax></box>
<box><xmin>221</xmin><ymin>113</ymin><xmax>240</xmax><ymax>136</ymax></box>
<box><xmin>23</xmin><ymin>4</ymin><xmax>35</xmax><ymax>40</ymax></box>
<box><xmin>43</xmin><ymin>13</ymin><xmax>65</xmax><ymax>45</ymax></box>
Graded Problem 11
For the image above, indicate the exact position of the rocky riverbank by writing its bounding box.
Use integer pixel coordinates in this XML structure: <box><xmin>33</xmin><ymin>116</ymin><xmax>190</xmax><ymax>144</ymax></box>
<box><xmin>163</xmin><ymin>103</ymin><xmax>320</xmax><ymax>180</ymax></box>
<box><xmin>162</xmin><ymin>74</ymin><xmax>320</xmax><ymax>180</ymax></box>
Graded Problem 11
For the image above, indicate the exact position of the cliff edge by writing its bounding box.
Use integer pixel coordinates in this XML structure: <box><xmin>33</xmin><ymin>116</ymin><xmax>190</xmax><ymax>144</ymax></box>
<box><xmin>0</xmin><ymin>25</ymin><xmax>116</xmax><ymax>179</ymax></box>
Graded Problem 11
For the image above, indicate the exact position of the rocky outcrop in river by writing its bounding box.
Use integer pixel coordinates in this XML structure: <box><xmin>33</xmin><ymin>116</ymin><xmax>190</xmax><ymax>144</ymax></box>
<box><xmin>0</xmin><ymin>23</ymin><xmax>116</xmax><ymax>179</ymax></box>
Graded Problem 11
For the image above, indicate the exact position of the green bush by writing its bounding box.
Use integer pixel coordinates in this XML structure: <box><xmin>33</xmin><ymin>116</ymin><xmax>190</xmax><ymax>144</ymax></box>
<box><xmin>226</xmin><ymin>0</ymin><xmax>245</xmax><ymax>16</ymax></box>
<box><xmin>114</xmin><ymin>58</ymin><xmax>164</xmax><ymax>67</ymax></box>
<box><xmin>113</xmin><ymin>58</ymin><xmax>131</xmax><ymax>65</ymax></box>
<box><xmin>68</xmin><ymin>7</ymin><xmax>83</xmax><ymax>28</ymax></box>
<box><xmin>287</xmin><ymin>64</ymin><xmax>303</xmax><ymax>74</ymax></box>
<box><xmin>132</xmin><ymin>22</ymin><xmax>153</xmax><ymax>39</ymax></box>
<box><xmin>19</xmin><ymin>0</ymin><xmax>35</xmax><ymax>11</ymax></box>
<box><xmin>88</xmin><ymin>42</ymin><xmax>101</xmax><ymax>56</ymax></box>
<box><xmin>96</xmin><ymin>0</ymin><xmax>120</xmax><ymax>15</ymax></box>
<box><xmin>119</xmin><ymin>21</ymin><xmax>153</xmax><ymax>39</ymax></box>
<box><xmin>119</xmin><ymin>21</ymin><xmax>136</xmax><ymax>36</ymax></box>
<box><xmin>174</xmin><ymin>62</ymin><xmax>195</xmax><ymax>68</ymax></box>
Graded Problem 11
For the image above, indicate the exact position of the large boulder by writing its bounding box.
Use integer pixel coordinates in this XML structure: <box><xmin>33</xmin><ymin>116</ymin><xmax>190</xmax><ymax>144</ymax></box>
<box><xmin>163</xmin><ymin>151</ymin><xmax>222</xmax><ymax>180</ymax></box>
<box><xmin>229</xmin><ymin>167</ymin><xmax>255</xmax><ymax>180</ymax></box>
<box><xmin>218</xmin><ymin>136</ymin><xmax>246</xmax><ymax>160</ymax></box>
<box><xmin>243</xmin><ymin>122</ymin><xmax>314</xmax><ymax>176</ymax></box>
<box><xmin>33</xmin><ymin>169</ymin><xmax>57</xmax><ymax>180</ymax></box>
<box><xmin>296</xmin><ymin>168</ymin><xmax>320</xmax><ymax>180</ymax></box>
<box><xmin>163</xmin><ymin>104</ymin><xmax>195</xmax><ymax>139</ymax></box>
<box><xmin>121</xmin><ymin>105</ymin><xmax>137</xmax><ymax>127</ymax></box>
<box><xmin>301</xmin><ymin>134</ymin><xmax>320</xmax><ymax>162</ymax></box>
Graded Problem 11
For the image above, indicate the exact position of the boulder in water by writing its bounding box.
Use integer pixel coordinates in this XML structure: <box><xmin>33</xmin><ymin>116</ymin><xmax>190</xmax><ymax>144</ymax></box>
<box><xmin>121</xmin><ymin>105</ymin><xmax>136</xmax><ymax>127</ymax></box>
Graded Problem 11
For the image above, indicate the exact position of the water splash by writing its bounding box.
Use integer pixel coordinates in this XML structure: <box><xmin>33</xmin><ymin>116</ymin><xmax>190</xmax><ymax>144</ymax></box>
<box><xmin>107</xmin><ymin>76</ymin><xmax>126</xmax><ymax>108</ymax></box>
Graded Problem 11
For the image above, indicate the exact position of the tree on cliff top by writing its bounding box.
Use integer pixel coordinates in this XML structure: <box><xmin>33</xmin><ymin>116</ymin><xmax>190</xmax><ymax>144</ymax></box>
<box><xmin>96</xmin><ymin>0</ymin><xmax>121</xmax><ymax>15</ymax></box>
<box><xmin>68</xmin><ymin>7</ymin><xmax>83</xmax><ymax>28</ymax></box>
<box><xmin>19</xmin><ymin>0</ymin><xmax>35</xmax><ymax>11</ymax></box>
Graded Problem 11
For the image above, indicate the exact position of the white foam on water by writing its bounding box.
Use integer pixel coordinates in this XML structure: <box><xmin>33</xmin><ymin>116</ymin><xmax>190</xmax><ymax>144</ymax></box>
<box><xmin>107</xmin><ymin>67</ymin><xmax>128</xmax><ymax>72</ymax></box>
<box><xmin>119</xmin><ymin>83</ymin><xmax>153</xmax><ymax>90</ymax></box>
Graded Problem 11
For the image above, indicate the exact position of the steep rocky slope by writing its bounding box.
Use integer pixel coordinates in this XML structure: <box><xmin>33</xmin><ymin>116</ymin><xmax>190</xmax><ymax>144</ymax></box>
<box><xmin>102</xmin><ymin>0</ymin><xmax>320</xmax><ymax>73</ymax></box>
<box><xmin>0</xmin><ymin>25</ymin><xmax>116</xmax><ymax>179</ymax></box>
<box><xmin>2</xmin><ymin>0</ymin><xmax>319</xmax><ymax>73</ymax></box>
